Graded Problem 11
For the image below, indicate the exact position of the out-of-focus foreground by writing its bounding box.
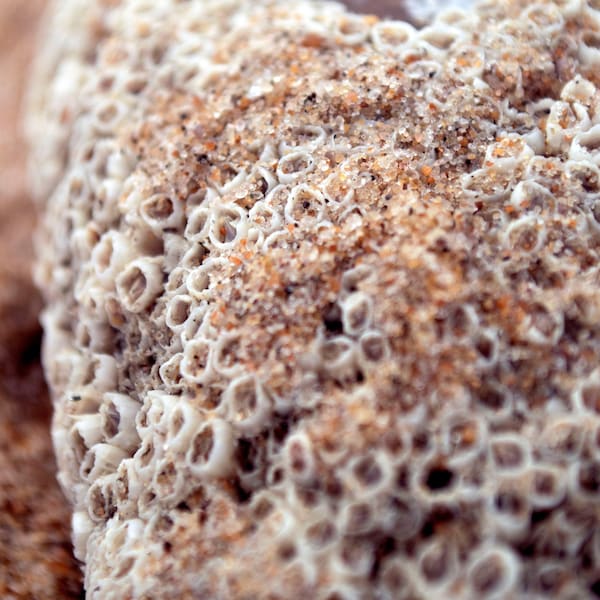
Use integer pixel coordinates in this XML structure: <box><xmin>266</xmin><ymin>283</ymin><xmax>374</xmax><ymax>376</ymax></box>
<box><xmin>0</xmin><ymin>1</ymin><xmax>83</xmax><ymax>597</ymax></box>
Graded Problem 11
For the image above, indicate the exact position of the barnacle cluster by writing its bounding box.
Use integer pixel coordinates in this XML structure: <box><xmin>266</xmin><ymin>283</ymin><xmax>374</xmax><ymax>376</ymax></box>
<box><xmin>28</xmin><ymin>0</ymin><xmax>600</xmax><ymax>597</ymax></box>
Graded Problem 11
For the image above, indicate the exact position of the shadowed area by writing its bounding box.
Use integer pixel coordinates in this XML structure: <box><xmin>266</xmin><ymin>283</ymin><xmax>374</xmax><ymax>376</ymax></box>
<box><xmin>341</xmin><ymin>0</ymin><xmax>412</xmax><ymax>20</ymax></box>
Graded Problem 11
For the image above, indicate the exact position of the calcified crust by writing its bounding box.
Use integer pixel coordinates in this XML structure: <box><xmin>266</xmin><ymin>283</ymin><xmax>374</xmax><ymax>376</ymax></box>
<box><xmin>28</xmin><ymin>0</ymin><xmax>600</xmax><ymax>598</ymax></box>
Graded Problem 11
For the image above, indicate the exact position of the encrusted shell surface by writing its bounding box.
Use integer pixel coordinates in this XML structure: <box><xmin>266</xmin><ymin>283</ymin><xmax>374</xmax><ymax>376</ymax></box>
<box><xmin>28</xmin><ymin>0</ymin><xmax>600</xmax><ymax>597</ymax></box>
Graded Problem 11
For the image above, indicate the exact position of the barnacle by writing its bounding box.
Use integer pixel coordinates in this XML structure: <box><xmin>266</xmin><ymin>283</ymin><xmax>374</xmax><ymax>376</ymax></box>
<box><xmin>28</xmin><ymin>0</ymin><xmax>600</xmax><ymax>597</ymax></box>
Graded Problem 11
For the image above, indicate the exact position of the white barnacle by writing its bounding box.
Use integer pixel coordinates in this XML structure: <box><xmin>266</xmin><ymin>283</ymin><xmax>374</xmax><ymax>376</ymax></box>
<box><xmin>503</xmin><ymin>214</ymin><xmax>546</xmax><ymax>254</ymax></box>
<box><xmin>488</xmin><ymin>476</ymin><xmax>532</xmax><ymax>541</ymax></box>
<box><xmin>248</xmin><ymin>201</ymin><xmax>283</xmax><ymax>234</ymax></box>
<box><xmin>546</xmin><ymin>101</ymin><xmax>592</xmax><ymax>154</ymax></box>
<box><xmin>185</xmin><ymin>418</ymin><xmax>234</xmax><ymax>479</ymax></box>
<box><xmin>341</xmin><ymin>264</ymin><xmax>371</xmax><ymax>292</ymax></box>
<box><xmin>370</xmin><ymin>20</ymin><xmax>416</xmax><ymax>53</ymax></box>
<box><xmin>279</xmin><ymin>125</ymin><xmax>326</xmax><ymax>154</ymax></box>
<box><xmin>579</xmin><ymin>28</ymin><xmax>600</xmax><ymax>68</ymax></box>
<box><xmin>466</xmin><ymin>544</ymin><xmax>520</xmax><ymax>599</ymax></box>
<box><xmin>520</xmin><ymin>302</ymin><xmax>564</xmax><ymax>346</ymax></box>
<box><xmin>158</xmin><ymin>352</ymin><xmax>184</xmax><ymax>390</ymax></box>
<box><xmin>472</xmin><ymin>381</ymin><xmax>513</xmax><ymax>424</ymax></box>
<box><xmin>489</xmin><ymin>433</ymin><xmax>532</xmax><ymax>475</ymax></box>
<box><xmin>184</xmin><ymin>185</ymin><xmax>217</xmax><ymax>212</ymax></box>
<box><xmin>219</xmin><ymin>374</ymin><xmax>272</xmax><ymax>435</ymax></box>
<box><xmin>180</xmin><ymin>337</ymin><xmax>214</xmax><ymax>384</ymax></box>
<box><xmin>180</xmin><ymin>303</ymin><xmax>211</xmax><ymax>344</ymax></box>
<box><xmin>151</xmin><ymin>457</ymin><xmax>185</xmax><ymax>502</ymax></box>
<box><xmin>91</xmin><ymin>97</ymin><xmax>129</xmax><ymax>135</ymax></box>
<box><xmin>131</xmin><ymin>436</ymin><xmax>161</xmax><ymax>485</ymax></box>
<box><xmin>276</xmin><ymin>151</ymin><xmax>315</xmax><ymax>184</ymax></box>
<box><xmin>561</xmin><ymin>76</ymin><xmax>597</xmax><ymax>107</ymax></box>
<box><xmin>80</xmin><ymin>443</ymin><xmax>128</xmax><ymax>483</ymax></box>
<box><xmin>304</xmin><ymin>514</ymin><xmax>338</xmax><ymax>553</ymax></box>
<box><xmin>320</xmin><ymin>169</ymin><xmax>355</xmax><ymax>206</ymax></box>
<box><xmin>570</xmin><ymin>124</ymin><xmax>600</xmax><ymax>164</ymax></box>
<box><xmin>135</xmin><ymin>390</ymin><xmax>176</xmax><ymax>439</ymax></box>
<box><xmin>116</xmin><ymin>257</ymin><xmax>163</xmax><ymax>313</ymax></box>
<box><xmin>72</xmin><ymin>510</ymin><xmax>95</xmax><ymax>562</ymax></box>
<box><xmin>377</xmin><ymin>557</ymin><xmax>420</xmax><ymax>600</ymax></box>
<box><xmin>441</xmin><ymin>411</ymin><xmax>488</xmax><ymax>468</ymax></box>
<box><xmin>586</xmin><ymin>418</ymin><xmax>600</xmax><ymax>461</ymax></box>
<box><xmin>165</xmin><ymin>294</ymin><xmax>193</xmax><ymax>334</ymax></box>
<box><xmin>565</xmin><ymin>159</ymin><xmax>600</xmax><ymax>196</ymax></box>
<box><xmin>539</xmin><ymin>416</ymin><xmax>585</xmax><ymax>463</ymax></box>
<box><xmin>447</xmin><ymin>44</ymin><xmax>485</xmax><ymax>82</ymax></box>
<box><xmin>506</xmin><ymin>180</ymin><xmax>556</xmax><ymax>214</ymax></box>
<box><xmin>214</xmin><ymin>167</ymin><xmax>247</xmax><ymax>195</ymax></box>
<box><xmin>184</xmin><ymin>205</ymin><xmax>211</xmax><ymax>241</ymax></box>
<box><xmin>530</xmin><ymin>464</ymin><xmax>567</xmax><ymax>510</ymax></box>
<box><xmin>140</xmin><ymin>193</ymin><xmax>185</xmax><ymax>233</ymax></box>
<box><xmin>333</xmin><ymin>13</ymin><xmax>371</xmax><ymax>46</ymax></box>
<box><xmin>100</xmin><ymin>393</ymin><xmax>140</xmax><ymax>452</ymax></box>
<box><xmin>208</xmin><ymin>204</ymin><xmax>248</xmax><ymax>249</ymax></box>
<box><xmin>340</xmin><ymin>291</ymin><xmax>373</xmax><ymax>336</ymax></box>
<box><xmin>83</xmin><ymin>353</ymin><xmax>118</xmax><ymax>393</ymax></box>
<box><xmin>284</xmin><ymin>184</ymin><xmax>326</xmax><ymax>225</ymax></box>
<box><xmin>165</xmin><ymin>400</ymin><xmax>203</xmax><ymax>453</ymax></box>
<box><xmin>416</xmin><ymin>538</ymin><xmax>458</xmax><ymax>593</ymax></box>
<box><xmin>165</xmin><ymin>266</ymin><xmax>190</xmax><ymax>295</ymax></box>
<box><xmin>419</xmin><ymin>22</ymin><xmax>464</xmax><ymax>51</ymax></box>
<box><xmin>343</xmin><ymin>450</ymin><xmax>394</xmax><ymax>498</ymax></box>
<box><xmin>523</xmin><ymin>3</ymin><xmax>565</xmax><ymax>35</ymax></box>
<box><xmin>461</xmin><ymin>164</ymin><xmax>515</xmax><ymax>202</ymax></box>
<box><xmin>572</xmin><ymin>370</ymin><xmax>600</xmax><ymax>415</ymax></box>
<box><xmin>329</xmin><ymin>535</ymin><xmax>375</xmax><ymax>579</ymax></box>
<box><xmin>186</xmin><ymin>257</ymin><xmax>229</xmax><ymax>299</ymax></box>
<box><xmin>319</xmin><ymin>334</ymin><xmax>358</xmax><ymax>383</ymax></box>
<box><xmin>356</xmin><ymin>329</ymin><xmax>390</xmax><ymax>367</ymax></box>
<box><xmin>211</xmin><ymin>331</ymin><xmax>245</xmax><ymax>379</ymax></box>
<box><xmin>70</xmin><ymin>413</ymin><xmax>104</xmax><ymax>459</ymax></box>
<box><xmin>282</xmin><ymin>430</ymin><xmax>316</xmax><ymax>486</ymax></box>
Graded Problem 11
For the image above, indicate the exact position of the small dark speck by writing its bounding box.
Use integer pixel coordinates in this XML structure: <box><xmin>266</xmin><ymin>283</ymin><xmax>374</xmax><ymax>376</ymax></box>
<box><xmin>323</xmin><ymin>302</ymin><xmax>343</xmax><ymax>334</ymax></box>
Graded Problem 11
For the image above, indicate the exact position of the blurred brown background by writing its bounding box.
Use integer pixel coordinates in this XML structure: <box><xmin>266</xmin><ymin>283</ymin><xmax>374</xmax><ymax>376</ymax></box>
<box><xmin>343</xmin><ymin>0</ymin><xmax>411</xmax><ymax>19</ymax></box>
<box><xmin>0</xmin><ymin>1</ymin><xmax>82</xmax><ymax>597</ymax></box>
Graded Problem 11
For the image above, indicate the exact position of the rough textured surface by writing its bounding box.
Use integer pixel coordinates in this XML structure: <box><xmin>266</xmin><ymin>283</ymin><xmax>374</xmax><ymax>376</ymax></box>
<box><xmin>29</xmin><ymin>0</ymin><xmax>600</xmax><ymax>598</ymax></box>
<box><xmin>0</xmin><ymin>0</ymin><xmax>83</xmax><ymax>597</ymax></box>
